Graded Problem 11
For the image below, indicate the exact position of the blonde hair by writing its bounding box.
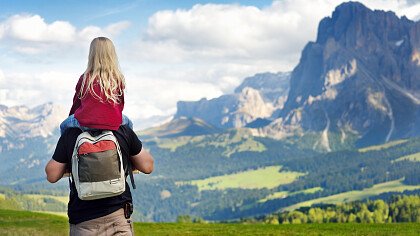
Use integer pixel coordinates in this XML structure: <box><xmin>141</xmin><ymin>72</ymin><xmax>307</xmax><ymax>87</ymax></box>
<box><xmin>80</xmin><ymin>37</ymin><xmax>125</xmax><ymax>104</ymax></box>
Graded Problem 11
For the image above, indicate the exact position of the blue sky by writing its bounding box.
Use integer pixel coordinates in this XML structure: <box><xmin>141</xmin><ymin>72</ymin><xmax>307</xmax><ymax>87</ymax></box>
<box><xmin>0</xmin><ymin>0</ymin><xmax>419</xmax><ymax>129</ymax></box>
<box><xmin>0</xmin><ymin>1</ymin><xmax>273</xmax><ymax>27</ymax></box>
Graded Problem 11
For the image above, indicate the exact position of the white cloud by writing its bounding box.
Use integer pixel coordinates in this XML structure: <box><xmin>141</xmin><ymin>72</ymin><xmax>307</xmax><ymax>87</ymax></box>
<box><xmin>77</xmin><ymin>21</ymin><xmax>131</xmax><ymax>42</ymax></box>
<box><xmin>137</xmin><ymin>0</ymin><xmax>418</xmax><ymax>65</ymax></box>
<box><xmin>0</xmin><ymin>14</ymin><xmax>131</xmax><ymax>56</ymax></box>
<box><xmin>0</xmin><ymin>70</ymin><xmax>76</xmax><ymax>108</ymax></box>
<box><xmin>5</xmin><ymin>14</ymin><xmax>76</xmax><ymax>43</ymax></box>
<box><xmin>124</xmin><ymin>75</ymin><xmax>223</xmax><ymax>119</ymax></box>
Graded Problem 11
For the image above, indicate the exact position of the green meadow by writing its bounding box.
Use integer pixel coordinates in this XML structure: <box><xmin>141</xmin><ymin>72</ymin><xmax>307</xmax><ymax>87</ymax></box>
<box><xmin>358</xmin><ymin>139</ymin><xmax>408</xmax><ymax>152</ymax></box>
<box><xmin>24</xmin><ymin>194</ymin><xmax>69</xmax><ymax>205</ymax></box>
<box><xmin>1</xmin><ymin>209</ymin><xmax>419</xmax><ymax>236</ymax></box>
<box><xmin>178</xmin><ymin>166</ymin><xmax>304</xmax><ymax>191</ymax></box>
<box><xmin>283</xmin><ymin>179</ymin><xmax>420</xmax><ymax>212</ymax></box>
<box><xmin>259</xmin><ymin>187</ymin><xmax>323</xmax><ymax>203</ymax></box>
<box><xmin>395</xmin><ymin>152</ymin><xmax>420</xmax><ymax>162</ymax></box>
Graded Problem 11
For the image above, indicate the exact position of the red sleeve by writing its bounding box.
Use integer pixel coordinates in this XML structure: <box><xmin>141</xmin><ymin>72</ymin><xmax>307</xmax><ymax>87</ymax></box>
<box><xmin>69</xmin><ymin>75</ymin><xmax>84</xmax><ymax>116</ymax></box>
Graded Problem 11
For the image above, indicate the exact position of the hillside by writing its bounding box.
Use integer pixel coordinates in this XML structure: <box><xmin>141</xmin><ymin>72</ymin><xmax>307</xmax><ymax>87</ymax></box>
<box><xmin>0</xmin><ymin>129</ymin><xmax>419</xmax><ymax>222</ymax></box>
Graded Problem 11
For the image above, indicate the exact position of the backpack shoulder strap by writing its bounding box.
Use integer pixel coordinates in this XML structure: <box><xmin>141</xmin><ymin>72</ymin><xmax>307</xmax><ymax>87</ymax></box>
<box><xmin>126</xmin><ymin>158</ymin><xmax>136</xmax><ymax>189</ymax></box>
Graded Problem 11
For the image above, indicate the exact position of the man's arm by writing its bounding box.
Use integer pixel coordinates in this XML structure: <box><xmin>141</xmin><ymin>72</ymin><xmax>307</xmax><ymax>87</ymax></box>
<box><xmin>131</xmin><ymin>149</ymin><xmax>154</xmax><ymax>174</ymax></box>
<box><xmin>45</xmin><ymin>159</ymin><xmax>67</xmax><ymax>183</ymax></box>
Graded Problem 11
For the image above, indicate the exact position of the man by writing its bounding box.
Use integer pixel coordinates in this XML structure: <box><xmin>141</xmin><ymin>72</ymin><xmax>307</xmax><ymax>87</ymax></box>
<box><xmin>45</xmin><ymin>125</ymin><xmax>154</xmax><ymax>235</ymax></box>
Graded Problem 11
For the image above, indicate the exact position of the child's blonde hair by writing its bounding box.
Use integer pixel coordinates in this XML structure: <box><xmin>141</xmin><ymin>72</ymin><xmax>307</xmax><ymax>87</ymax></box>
<box><xmin>80</xmin><ymin>37</ymin><xmax>125</xmax><ymax>104</ymax></box>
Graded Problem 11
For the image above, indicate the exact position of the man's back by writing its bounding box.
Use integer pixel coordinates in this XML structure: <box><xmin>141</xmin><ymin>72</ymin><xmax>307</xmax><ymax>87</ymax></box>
<box><xmin>51</xmin><ymin>125</ymin><xmax>142</xmax><ymax>224</ymax></box>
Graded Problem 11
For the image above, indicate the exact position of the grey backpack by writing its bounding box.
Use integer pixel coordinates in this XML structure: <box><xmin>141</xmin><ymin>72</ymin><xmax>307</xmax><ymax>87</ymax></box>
<box><xmin>71</xmin><ymin>130</ymin><xmax>133</xmax><ymax>200</ymax></box>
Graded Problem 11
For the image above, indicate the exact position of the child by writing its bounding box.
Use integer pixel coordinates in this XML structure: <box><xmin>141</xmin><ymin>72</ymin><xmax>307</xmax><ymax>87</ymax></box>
<box><xmin>60</xmin><ymin>37</ymin><xmax>133</xmax><ymax>134</ymax></box>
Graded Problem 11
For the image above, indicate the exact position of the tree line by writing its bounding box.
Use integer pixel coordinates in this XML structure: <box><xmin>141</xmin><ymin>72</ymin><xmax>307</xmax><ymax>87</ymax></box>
<box><xmin>258</xmin><ymin>195</ymin><xmax>420</xmax><ymax>224</ymax></box>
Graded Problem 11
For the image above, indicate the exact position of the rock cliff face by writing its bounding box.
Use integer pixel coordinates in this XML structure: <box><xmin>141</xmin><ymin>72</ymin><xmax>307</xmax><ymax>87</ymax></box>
<box><xmin>0</xmin><ymin>103</ymin><xmax>66</xmax><ymax>150</ymax></box>
<box><xmin>265</xmin><ymin>2</ymin><xmax>420</xmax><ymax>148</ymax></box>
<box><xmin>175</xmin><ymin>72</ymin><xmax>290</xmax><ymax>128</ymax></box>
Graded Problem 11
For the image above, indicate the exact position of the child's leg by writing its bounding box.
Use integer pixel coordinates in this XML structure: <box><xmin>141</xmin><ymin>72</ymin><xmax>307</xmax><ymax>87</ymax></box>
<box><xmin>122</xmin><ymin>114</ymin><xmax>134</xmax><ymax>129</ymax></box>
<box><xmin>60</xmin><ymin>115</ymin><xmax>81</xmax><ymax>135</ymax></box>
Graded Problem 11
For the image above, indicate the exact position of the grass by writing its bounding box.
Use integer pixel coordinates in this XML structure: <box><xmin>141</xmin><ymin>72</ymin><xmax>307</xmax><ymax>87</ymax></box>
<box><xmin>358</xmin><ymin>139</ymin><xmax>408</xmax><ymax>152</ymax></box>
<box><xmin>0</xmin><ymin>194</ymin><xmax>5</xmax><ymax>200</ymax></box>
<box><xmin>134</xmin><ymin>222</ymin><xmax>420</xmax><ymax>236</ymax></box>
<box><xmin>24</xmin><ymin>194</ymin><xmax>69</xmax><ymax>205</ymax></box>
<box><xmin>178</xmin><ymin>166</ymin><xmax>305</xmax><ymax>191</ymax></box>
<box><xmin>0</xmin><ymin>209</ymin><xmax>69</xmax><ymax>236</ymax></box>
<box><xmin>1</xmin><ymin>210</ymin><xmax>419</xmax><ymax>236</ymax></box>
<box><xmin>283</xmin><ymin>179</ymin><xmax>420</xmax><ymax>212</ymax></box>
<box><xmin>32</xmin><ymin>211</ymin><xmax>67</xmax><ymax>217</ymax></box>
<box><xmin>156</xmin><ymin>136</ymin><xmax>205</xmax><ymax>152</ymax></box>
<box><xmin>258</xmin><ymin>191</ymin><xmax>289</xmax><ymax>203</ymax></box>
<box><xmin>152</xmin><ymin>129</ymin><xmax>267</xmax><ymax>156</ymax></box>
<box><xmin>290</xmin><ymin>187</ymin><xmax>323</xmax><ymax>195</ymax></box>
<box><xmin>259</xmin><ymin>187</ymin><xmax>323</xmax><ymax>203</ymax></box>
<box><xmin>394</xmin><ymin>152</ymin><xmax>420</xmax><ymax>162</ymax></box>
<box><xmin>195</xmin><ymin>130</ymin><xmax>267</xmax><ymax>157</ymax></box>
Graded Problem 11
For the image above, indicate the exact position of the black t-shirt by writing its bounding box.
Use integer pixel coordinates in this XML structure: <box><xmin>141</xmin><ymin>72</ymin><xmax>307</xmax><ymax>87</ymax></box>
<box><xmin>52</xmin><ymin>125</ymin><xmax>142</xmax><ymax>224</ymax></box>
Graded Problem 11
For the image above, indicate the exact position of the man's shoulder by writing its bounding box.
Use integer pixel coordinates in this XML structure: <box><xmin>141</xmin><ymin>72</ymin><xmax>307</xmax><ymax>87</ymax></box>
<box><xmin>62</xmin><ymin>128</ymin><xmax>83</xmax><ymax>141</ymax></box>
<box><xmin>115</xmin><ymin>125</ymin><xmax>135</xmax><ymax>136</ymax></box>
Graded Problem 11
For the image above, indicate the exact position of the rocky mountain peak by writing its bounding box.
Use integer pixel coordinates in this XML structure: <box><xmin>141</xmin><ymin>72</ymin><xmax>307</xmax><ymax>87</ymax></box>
<box><xmin>270</xmin><ymin>2</ymin><xmax>420</xmax><ymax>149</ymax></box>
<box><xmin>174</xmin><ymin>72</ymin><xmax>290</xmax><ymax>129</ymax></box>
<box><xmin>0</xmin><ymin>103</ymin><xmax>67</xmax><ymax>139</ymax></box>
<box><xmin>317</xmin><ymin>2</ymin><xmax>414</xmax><ymax>47</ymax></box>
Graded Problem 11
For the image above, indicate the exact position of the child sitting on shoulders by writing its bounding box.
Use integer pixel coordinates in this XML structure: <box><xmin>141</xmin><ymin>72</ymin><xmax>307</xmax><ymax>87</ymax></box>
<box><xmin>60</xmin><ymin>37</ymin><xmax>133</xmax><ymax>134</ymax></box>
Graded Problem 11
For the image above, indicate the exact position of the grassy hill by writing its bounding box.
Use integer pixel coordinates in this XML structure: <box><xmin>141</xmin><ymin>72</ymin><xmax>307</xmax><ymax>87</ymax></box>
<box><xmin>282</xmin><ymin>179</ymin><xmax>420</xmax><ymax>212</ymax></box>
<box><xmin>1</xmin><ymin>209</ymin><xmax>419</xmax><ymax>236</ymax></box>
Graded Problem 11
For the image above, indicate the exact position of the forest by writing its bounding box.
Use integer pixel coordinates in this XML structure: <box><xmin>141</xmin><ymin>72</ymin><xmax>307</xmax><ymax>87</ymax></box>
<box><xmin>258</xmin><ymin>195</ymin><xmax>420</xmax><ymax>224</ymax></box>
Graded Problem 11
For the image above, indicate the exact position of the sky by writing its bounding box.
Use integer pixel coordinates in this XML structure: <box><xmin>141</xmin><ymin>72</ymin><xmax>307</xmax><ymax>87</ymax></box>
<box><xmin>0</xmin><ymin>0</ymin><xmax>419</xmax><ymax>129</ymax></box>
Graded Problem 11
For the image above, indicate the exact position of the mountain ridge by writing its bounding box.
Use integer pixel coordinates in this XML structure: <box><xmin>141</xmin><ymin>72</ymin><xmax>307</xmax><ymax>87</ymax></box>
<box><xmin>256</xmin><ymin>1</ymin><xmax>420</xmax><ymax>149</ymax></box>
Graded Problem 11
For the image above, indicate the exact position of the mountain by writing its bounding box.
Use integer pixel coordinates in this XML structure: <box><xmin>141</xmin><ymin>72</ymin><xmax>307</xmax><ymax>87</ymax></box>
<box><xmin>175</xmin><ymin>72</ymin><xmax>290</xmax><ymax>129</ymax></box>
<box><xmin>0</xmin><ymin>103</ymin><xmax>66</xmax><ymax>151</ymax></box>
<box><xmin>0</xmin><ymin>103</ymin><xmax>66</xmax><ymax>185</ymax></box>
<box><xmin>257</xmin><ymin>2</ymin><xmax>420</xmax><ymax>149</ymax></box>
<box><xmin>141</xmin><ymin>117</ymin><xmax>222</xmax><ymax>138</ymax></box>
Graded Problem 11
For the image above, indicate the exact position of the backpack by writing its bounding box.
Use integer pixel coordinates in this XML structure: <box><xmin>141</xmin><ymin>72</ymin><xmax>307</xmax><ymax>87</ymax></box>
<box><xmin>71</xmin><ymin>130</ymin><xmax>135</xmax><ymax>200</ymax></box>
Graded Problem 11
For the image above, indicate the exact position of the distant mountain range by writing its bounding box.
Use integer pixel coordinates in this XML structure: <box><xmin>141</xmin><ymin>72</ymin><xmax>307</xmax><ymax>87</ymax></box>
<box><xmin>175</xmin><ymin>72</ymin><xmax>290</xmax><ymax>129</ymax></box>
<box><xmin>156</xmin><ymin>1</ymin><xmax>420</xmax><ymax>150</ymax></box>
<box><xmin>0</xmin><ymin>103</ymin><xmax>65</xmax><ymax>152</ymax></box>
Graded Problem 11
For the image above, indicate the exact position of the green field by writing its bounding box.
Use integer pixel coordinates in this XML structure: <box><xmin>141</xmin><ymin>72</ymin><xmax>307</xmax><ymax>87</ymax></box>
<box><xmin>24</xmin><ymin>194</ymin><xmax>69</xmax><ymax>205</ymax></box>
<box><xmin>283</xmin><ymin>179</ymin><xmax>420</xmax><ymax>212</ymax></box>
<box><xmin>0</xmin><ymin>209</ymin><xmax>69</xmax><ymax>236</ymax></box>
<box><xmin>1</xmin><ymin>209</ymin><xmax>419</xmax><ymax>236</ymax></box>
<box><xmin>152</xmin><ymin>129</ymin><xmax>266</xmax><ymax>156</ymax></box>
<box><xmin>200</xmin><ymin>129</ymin><xmax>267</xmax><ymax>156</ymax></box>
<box><xmin>156</xmin><ymin>136</ymin><xmax>205</xmax><ymax>151</ymax></box>
<box><xmin>178</xmin><ymin>166</ymin><xmax>305</xmax><ymax>191</ymax></box>
<box><xmin>394</xmin><ymin>152</ymin><xmax>420</xmax><ymax>162</ymax></box>
<box><xmin>0</xmin><ymin>194</ymin><xmax>5</xmax><ymax>200</ymax></box>
<box><xmin>358</xmin><ymin>139</ymin><xmax>408</xmax><ymax>152</ymax></box>
<box><xmin>259</xmin><ymin>187</ymin><xmax>323</xmax><ymax>203</ymax></box>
